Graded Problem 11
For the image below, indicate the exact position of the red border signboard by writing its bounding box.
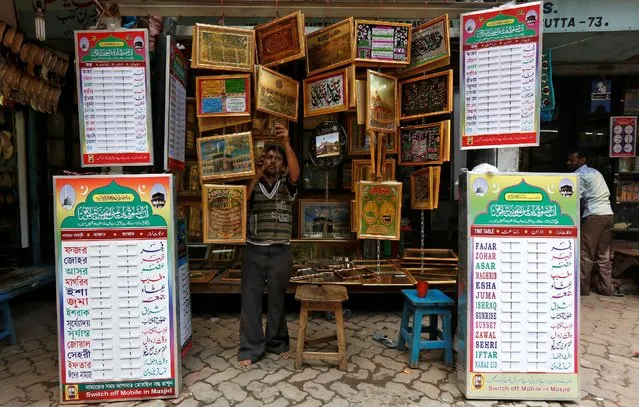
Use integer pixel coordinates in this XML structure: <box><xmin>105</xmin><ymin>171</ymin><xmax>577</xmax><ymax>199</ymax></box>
<box><xmin>460</xmin><ymin>2</ymin><xmax>542</xmax><ymax>149</ymax></box>
<box><xmin>609</xmin><ymin>116</ymin><xmax>637</xmax><ymax>158</ymax></box>
<box><xmin>75</xmin><ymin>29</ymin><xmax>154</xmax><ymax>167</ymax></box>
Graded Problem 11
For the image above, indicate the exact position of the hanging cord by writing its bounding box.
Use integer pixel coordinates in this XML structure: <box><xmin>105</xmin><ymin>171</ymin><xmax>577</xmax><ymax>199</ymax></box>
<box><xmin>219</xmin><ymin>0</ymin><xmax>225</xmax><ymax>25</ymax></box>
<box><xmin>325</xmin><ymin>171</ymin><xmax>329</xmax><ymax>202</ymax></box>
<box><xmin>275</xmin><ymin>0</ymin><xmax>280</xmax><ymax>17</ymax></box>
<box><xmin>376</xmin><ymin>240</ymin><xmax>381</xmax><ymax>278</ymax></box>
<box><xmin>420</xmin><ymin>210</ymin><xmax>425</xmax><ymax>270</ymax></box>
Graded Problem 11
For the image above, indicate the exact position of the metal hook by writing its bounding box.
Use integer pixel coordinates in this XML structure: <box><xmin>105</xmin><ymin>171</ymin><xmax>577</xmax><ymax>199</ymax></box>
<box><xmin>219</xmin><ymin>0</ymin><xmax>225</xmax><ymax>25</ymax></box>
<box><xmin>275</xmin><ymin>0</ymin><xmax>280</xmax><ymax>18</ymax></box>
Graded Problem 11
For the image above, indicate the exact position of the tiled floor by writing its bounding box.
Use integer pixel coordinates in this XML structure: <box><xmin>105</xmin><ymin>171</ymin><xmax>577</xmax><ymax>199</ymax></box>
<box><xmin>0</xmin><ymin>290</ymin><xmax>637</xmax><ymax>407</ymax></box>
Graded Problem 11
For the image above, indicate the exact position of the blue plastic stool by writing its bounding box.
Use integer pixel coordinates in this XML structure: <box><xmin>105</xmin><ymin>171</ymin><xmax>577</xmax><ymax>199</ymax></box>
<box><xmin>0</xmin><ymin>293</ymin><xmax>16</xmax><ymax>345</ymax></box>
<box><xmin>397</xmin><ymin>288</ymin><xmax>453</xmax><ymax>368</ymax></box>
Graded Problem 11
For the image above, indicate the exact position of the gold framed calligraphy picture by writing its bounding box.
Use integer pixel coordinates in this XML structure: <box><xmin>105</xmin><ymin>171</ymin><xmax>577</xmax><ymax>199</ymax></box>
<box><xmin>196</xmin><ymin>75</ymin><xmax>251</xmax><ymax>118</ymax></box>
<box><xmin>347</xmin><ymin>114</ymin><xmax>398</xmax><ymax>156</ymax></box>
<box><xmin>306</xmin><ymin>17</ymin><xmax>355</xmax><ymax>76</ymax></box>
<box><xmin>352</xmin><ymin>158</ymin><xmax>396</xmax><ymax>183</ymax></box>
<box><xmin>399</xmin><ymin>120</ymin><xmax>450</xmax><ymax>166</ymax></box>
<box><xmin>410</xmin><ymin>167</ymin><xmax>435</xmax><ymax>210</ymax></box>
<box><xmin>399</xmin><ymin>69</ymin><xmax>453</xmax><ymax>121</ymax></box>
<box><xmin>255</xmin><ymin>11</ymin><xmax>306</xmax><ymax>67</ymax></box>
<box><xmin>303</xmin><ymin>68</ymin><xmax>349</xmax><ymax>117</ymax></box>
<box><xmin>191</xmin><ymin>24</ymin><xmax>255</xmax><ymax>72</ymax></box>
<box><xmin>356</xmin><ymin>181</ymin><xmax>402</xmax><ymax>240</ymax></box>
<box><xmin>400</xmin><ymin>14</ymin><xmax>450</xmax><ymax>77</ymax></box>
<box><xmin>196</xmin><ymin>131</ymin><xmax>255</xmax><ymax>181</ymax></box>
<box><xmin>366</xmin><ymin>70</ymin><xmax>398</xmax><ymax>133</ymax></box>
<box><xmin>202</xmin><ymin>184</ymin><xmax>247</xmax><ymax>244</ymax></box>
<box><xmin>256</xmin><ymin>65</ymin><xmax>299</xmax><ymax>122</ymax></box>
<box><xmin>354</xmin><ymin>20</ymin><xmax>411</xmax><ymax>67</ymax></box>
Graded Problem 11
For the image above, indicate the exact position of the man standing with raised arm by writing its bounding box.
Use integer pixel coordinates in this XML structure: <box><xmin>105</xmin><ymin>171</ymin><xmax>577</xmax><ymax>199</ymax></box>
<box><xmin>239</xmin><ymin>124</ymin><xmax>300</xmax><ymax>368</ymax></box>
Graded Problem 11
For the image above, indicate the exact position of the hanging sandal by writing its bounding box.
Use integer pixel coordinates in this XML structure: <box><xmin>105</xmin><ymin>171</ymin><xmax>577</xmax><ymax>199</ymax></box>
<box><xmin>372</xmin><ymin>332</ymin><xmax>397</xmax><ymax>349</ymax></box>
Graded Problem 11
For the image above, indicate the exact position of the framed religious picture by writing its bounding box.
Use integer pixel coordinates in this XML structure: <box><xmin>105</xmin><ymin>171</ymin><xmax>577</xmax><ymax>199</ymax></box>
<box><xmin>306</xmin><ymin>17</ymin><xmax>355</xmax><ymax>76</ymax></box>
<box><xmin>298</xmin><ymin>199</ymin><xmax>352</xmax><ymax>240</ymax></box>
<box><xmin>399</xmin><ymin>120</ymin><xmax>450</xmax><ymax>166</ymax></box>
<box><xmin>355</xmin><ymin>181</ymin><xmax>402</xmax><ymax>240</ymax></box>
<box><xmin>191</xmin><ymin>24</ymin><xmax>255</xmax><ymax>71</ymax></box>
<box><xmin>202</xmin><ymin>184</ymin><xmax>247</xmax><ymax>244</ymax></box>
<box><xmin>351</xmin><ymin>200</ymin><xmax>357</xmax><ymax>232</ymax></box>
<box><xmin>256</xmin><ymin>65</ymin><xmax>299</xmax><ymax>122</ymax></box>
<box><xmin>251</xmin><ymin>111</ymin><xmax>289</xmax><ymax>137</ymax></box>
<box><xmin>252</xmin><ymin>135</ymin><xmax>269</xmax><ymax>163</ymax></box>
<box><xmin>352</xmin><ymin>158</ymin><xmax>396</xmax><ymax>183</ymax></box>
<box><xmin>400</xmin><ymin>14</ymin><xmax>450</xmax><ymax>77</ymax></box>
<box><xmin>410</xmin><ymin>167</ymin><xmax>436</xmax><ymax>210</ymax></box>
<box><xmin>195</xmin><ymin>75</ymin><xmax>251</xmax><ymax>117</ymax></box>
<box><xmin>255</xmin><ymin>11</ymin><xmax>306</xmax><ymax>67</ymax></box>
<box><xmin>196</xmin><ymin>131</ymin><xmax>255</xmax><ymax>181</ymax></box>
<box><xmin>399</xmin><ymin>69</ymin><xmax>453</xmax><ymax>121</ymax></box>
<box><xmin>347</xmin><ymin>114</ymin><xmax>397</xmax><ymax>156</ymax></box>
<box><xmin>366</xmin><ymin>70</ymin><xmax>398</xmax><ymax>133</ymax></box>
<box><xmin>354</xmin><ymin>20</ymin><xmax>411</xmax><ymax>66</ymax></box>
<box><xmin>433</xmin><ymin>165</ymin><xmax>441</xmax><ymax>208</ymax></box>
<box><xmin>303</xmin><ymin>68</ymin><xmax>349</xmax><ymax>117</ymax></box>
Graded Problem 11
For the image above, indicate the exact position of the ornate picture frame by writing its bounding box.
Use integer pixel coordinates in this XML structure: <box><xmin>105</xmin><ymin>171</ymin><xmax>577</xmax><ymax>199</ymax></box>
<box><xmin>191</xmin><ymin>24</ymin><xmax>255</xmax><ymax>71</ymax></box>
<box><xmin>298</xmin><ymin>199</ymin><xmax>352</xmax><ymax>240</ymax></box>
<box><xmin>351</xmin><ymin>158</ymin><xmax>396</xmax><ymax>183</ymax></box>
<box><xmin>303</xmin><ymin>68</ymin><xmax>349</xmax><ymax>117</ymax></box>
<box><xmin>202</xmin><ymin>184</ymin><xmax>247</xmax><ymax>244</ymax></box>
<box><xmin>306</xmin><ymin>17</ymin><xmax>355</xmax><ymax>76</ymax></box>
<box><xmin>195</xmin><ymin>75</ymin><xmax>251</xmax><ymax>118</ymax></box>
<box><xmin>196</xmin><ymin>131</ymin><xmax>255</xmax><ymax>181</ymax></box>
<box><xmin>354</xmin><ymin>20</ymin><xmax>412</xmax><ymax>66</ymax></box>
<box><xmin>399</xmin><ymin>69</ymin><xmax>453</xmax><ymax>121</ymax></box>
<box><xmin>255</xmin><ymin>11</ymin><xmax>306</xmax><ymax>67</ymax></box>
<box><xmin>410</xmin><ymin>167</ymin><xmax>435</xmax><ymax>210</ymax></box>
<box><xmin>355</xmin><ymin>181</ymin><xmax>403</xmax><ymax>240</ymax></box>
<box><xmin>400</xmin><ymin>14</ymin><xmax>450</xmax><ymax>77</ymax></box>
<box><xmin>399</xmin><ymin>120</ymin><xmax>450</xmax><ymax>166</ymax></box>
<box><xmin>366</xmin><ymin>70</ymin><xmax>398</xmax><ymax>133</ymax></box>
<box><xmin>256</xmin><ymin>65</ymin><xmax>300</xmax><ymax>122</ymax></box>
<box><xmin>347</xmin><ymin>114</ymin><xmax>398</xmax><ymax>156</ymax></box>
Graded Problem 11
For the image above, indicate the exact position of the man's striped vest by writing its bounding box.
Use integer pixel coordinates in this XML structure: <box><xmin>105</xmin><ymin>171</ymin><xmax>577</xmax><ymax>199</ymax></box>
<box><xmin>247</xmin><ymin>178</ymin><xmax>294</xmax><ymax>244</ymax></box>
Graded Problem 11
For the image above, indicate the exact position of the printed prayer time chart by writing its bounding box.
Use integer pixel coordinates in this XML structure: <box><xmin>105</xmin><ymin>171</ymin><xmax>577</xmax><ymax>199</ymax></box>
<box><xmin>458</xmin><ymin>173</ymin><xmax>580</xmax><ymax>402</ymax></box>
<box><xmin>460</xmin><ymin>2</ymin><xmax>542</xmax><ymax>149</ymax></box>
<box><xmin>54</xmin><ymin>175</ymin><xmax>181</xmax><ymax>403</ymax></box>
<box><xmin>74</xmin><ymin>29</ymin><xmax>154</xmax><ymax>167</ymax></box>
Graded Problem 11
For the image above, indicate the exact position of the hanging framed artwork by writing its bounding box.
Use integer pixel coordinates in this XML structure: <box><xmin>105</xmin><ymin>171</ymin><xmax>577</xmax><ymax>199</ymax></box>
<box><xmin>196</xmin><ymin>131</ymin><xmax>255</xmax><ymax>181</ymax></box>
<box><xmin>298</xmin><ymin>199</ymin><xmax>352</xmax><ymax>240</ymax></box>
<box><xmin>309</xmin><ymin>121</ymin><xmax>347</xmax><ymax>170</ymax></box>
<box><xmin>202</xmin><ymin>184</ymin><xmax>247</xmax><ymax>244</ymax></box>
<box><xmin>366</xmin><ymin>70</ymin><xmax>398</xmax><ymax>133</ymax></box>
<box><xmin>354</xmin><ymin>20</ymin><xmax>411</xmax><ymax>66</ymax></box>
<box><xmin>400</xmin><ymin>14</ymin><xmax>450</xmax><ymax>77</ymax></box>
<box><xmin>306</xmin><ymin>17</ymin><xmax>355</xmax><ymax>76</ymax></box>
<box><xmin>255</xmin><ymin>11</ymin><xmax>306</xmax><ymax>67</ymax></box>
<box><xmin>399</xmin><ymin>120</ymin><xmax>450</xmax><ymax>166</ymax></box>
<box><xmin>351</xmin><ymin>158</ymin><xmax>396</xmax><ymax>183</ymax></box>
<box><xmin>355</xmin><ymin>181</ymin><xmax>403</xmax><ymax>240</ymax></box>
<box><xmin>399</xmin><ymin>69</ymin><xmax>453</xmax><ymax>121</ymax></box>
<box><xmin>347</xmin><ymin>114</ymin><xmax>398</xmax><ymax>156</ymax></box>
<box><xmin>195</xmin><ymin>75</ymin><xmax>251</xmax><ymax>117</ymax></box>
<box><xmin>256</xmin><ymin>65</ymin><xmax>299</xmax><ymax>122</ymax></box>
<box><xmin>191</xmin><ymin>24</ymin><xmax>255</xmax><ymax>71</ymax></box>
<box><xmin>303</xmin><ymin>68</ymin><xmax>349</xmax><ymax>117</ymax></box>
<box><xmin>197</xmin><ymin>116</ymin><xmax>252</xmax><ymax>133</ymax></box>
<box><xmin>410</xmin><ymin>167</ymin><xmax>435</xmax><ymax>210</ymax></box>
<box><xmin>351</xmin><ymin>200</ymin><xmax>357</xmax><ymax>232</ymax></box>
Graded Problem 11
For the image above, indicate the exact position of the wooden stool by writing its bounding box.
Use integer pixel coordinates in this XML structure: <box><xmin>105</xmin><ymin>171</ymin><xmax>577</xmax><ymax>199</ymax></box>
<box><xmin>294</xmin><ymin>285</ymin><xmax>349</xmax><ymax>371</ymax></box>
<box><xmin>0</xmin><ymin>293</ymin><xmax>16</xmax><ymax>345</ymax></box>
<box><xmin>397</xmin><ymin>288</ymin><xmax>454</xmax><ymax>368</ymax></box>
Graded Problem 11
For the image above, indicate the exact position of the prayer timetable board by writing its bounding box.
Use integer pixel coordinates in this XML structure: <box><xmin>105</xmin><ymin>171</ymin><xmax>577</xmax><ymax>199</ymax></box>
<box><xmin>164</xmin><ymin>37</ymin><xmax>188</xmax><ymax>171</ymax></box>
<box><xmin>457</xmin><ymin>172</ymin><xmax>580</xmax><ymax>401</ymax></box>
<box><xmin>460</xmin><ymin>2</ymin><xmax>542</xmax><ymax>149</ymax></box>
<box><xmin>54</xmin><ymin>175</ymin><xmax>182</xmax><ymax>403</ymax></box>
<box><xmin>75</xmin><ymin>29</ymin><xmax>154</xmax><ymax>167</ymax></box>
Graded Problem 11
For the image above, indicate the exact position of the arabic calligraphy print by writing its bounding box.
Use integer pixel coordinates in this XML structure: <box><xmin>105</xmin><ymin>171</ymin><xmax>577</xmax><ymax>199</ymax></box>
<box><xmin>303</xmin><ymin>68</ymin><xmax>349</xmax><ymax>117</ymax></box>
<box><xmin>255</xmin><ymin>11</ymin><xmax>306</xmax><ymax>67</ymax></box>
<box><xmin>400</xmin><ymin>70</ymin><xmax>453</xmax><ymax>121</ymax></box>
<box><xmin>461</xmin><ymin>3</ymin><xmax>542</xmax><ymax>149</ymax></box>
<box><xmin>400</xmin><ymin>14</ymin><xmax>450</xmax><ymax>77</ymax></box>
<box><xmin>355</xmin><ymin>20</ymin><xmax>411</xmax><ymax>66</ymax></box>
<box><xmin>306</xmin><ymin>18</ymin><xmax>355</xmax><ymax>76</ymax></box>
<box><xmin>54</xmin><ymin>175</ymin><xmax>179</xmax><ymax>403</ymax></box>
<box><xmin>400</xmin><ymin>121</ymin><xmax>450</xmax><ymax>166</ymax></box>
<box><xmin>256</xmin><ymin>65</ymin><xmax>299</xmax><ymax>122</ymax></box>
<box><xmin>195</xmin><ymin>75</ymin><xmax>251</xmax><ymax>117</ymax></box>
<box><xmin>356</xmin><ymin>181</ymin><xmax>402</xmax><ymax>240</ymax></box>
<box><xmin>191</xmin><ymin>24</ymin><xmax>255</xmax><ymax>71</ymax></box>
<box><xmin>74</xmin><ymin>29</ymin><xmax>153</xmax><ymax>167</ymax></box>
<box><xmin>202</xmin><ymin>184</ymin><xmax>247</xmax><ymax>244</ymax></box>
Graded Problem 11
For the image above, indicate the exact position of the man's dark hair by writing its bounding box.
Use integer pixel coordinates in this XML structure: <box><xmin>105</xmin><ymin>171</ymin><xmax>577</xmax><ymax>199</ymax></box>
<box><xmin>264</xmin><ymin>144</ymin><xmax>288</xmax><ymax>167</ymax></box>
